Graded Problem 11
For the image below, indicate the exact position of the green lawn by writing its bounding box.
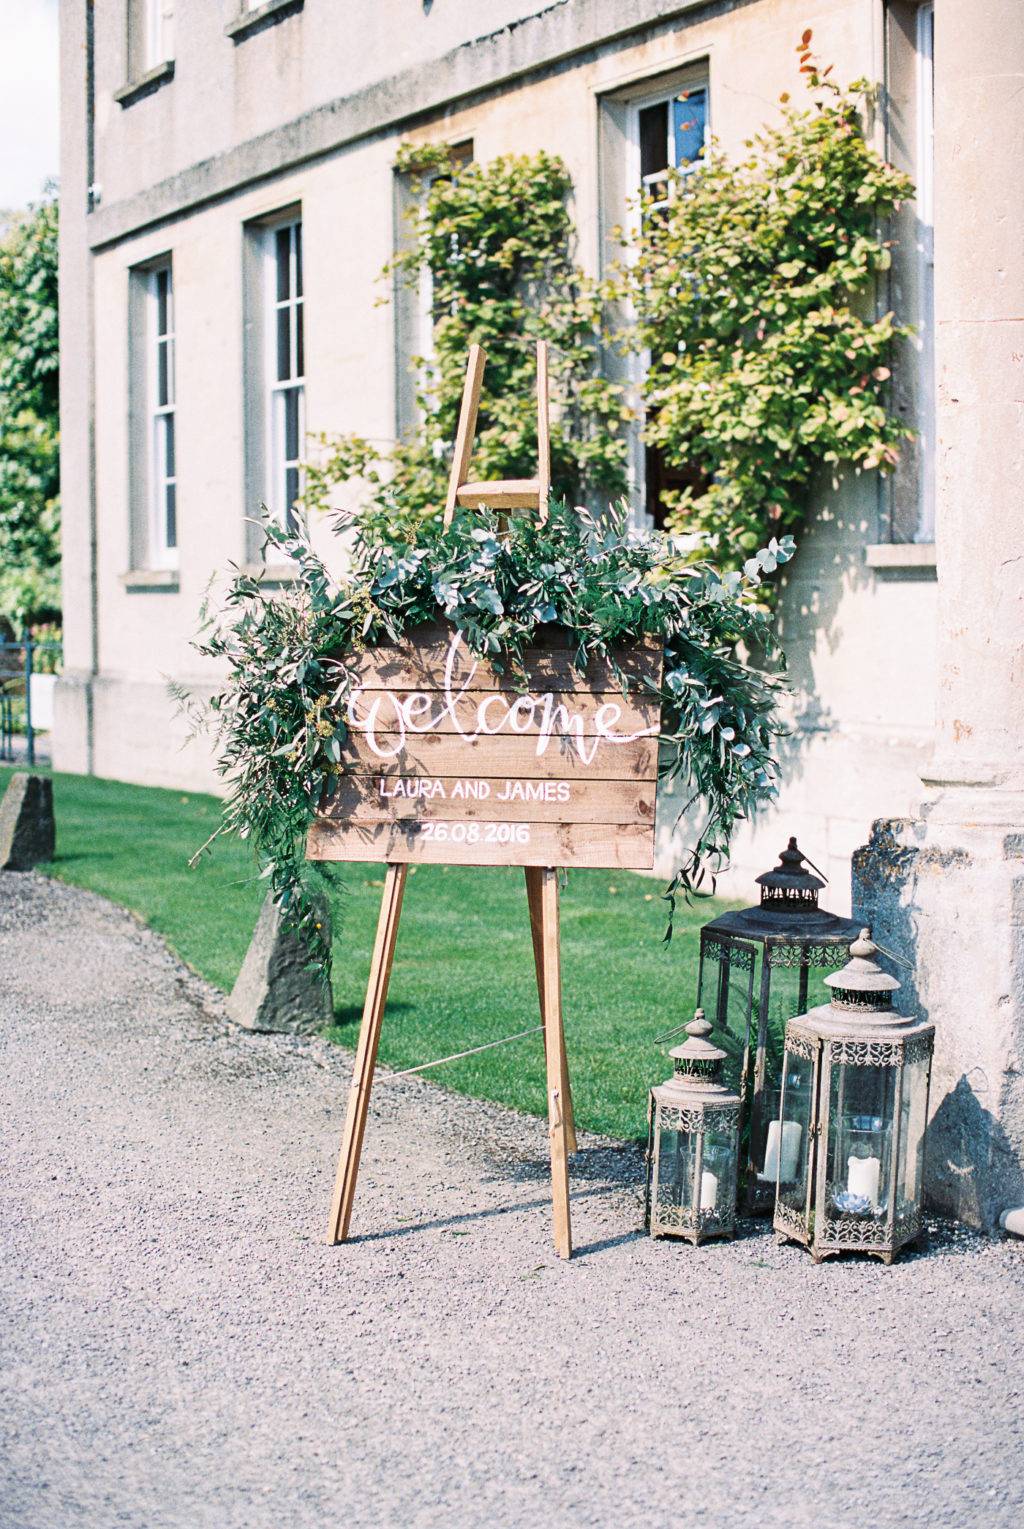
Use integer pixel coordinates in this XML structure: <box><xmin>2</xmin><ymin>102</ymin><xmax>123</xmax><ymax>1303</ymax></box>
<box><xmin>1</xmin><ymin>764</ymin><xmax>728</xmax><ymax>1140</ymax></box>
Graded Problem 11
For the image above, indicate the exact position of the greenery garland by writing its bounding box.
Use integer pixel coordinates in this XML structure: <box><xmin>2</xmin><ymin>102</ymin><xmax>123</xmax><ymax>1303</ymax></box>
<box><xmin>192</xmin><ymin>500</ymin><xmax>793</xmax><ymax>973</ymax></box>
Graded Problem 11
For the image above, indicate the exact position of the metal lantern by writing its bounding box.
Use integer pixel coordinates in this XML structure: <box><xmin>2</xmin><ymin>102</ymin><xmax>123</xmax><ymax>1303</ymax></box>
<box><xmin>645</xmin><ymin>1010</ymin><xmax>741</xmax><ymax>1245</ymax></box>
<box><xmin>773</xmin><ymin>930</ymin><xmax>934</xmax><ymax>1264</ymax></box>
<box><xmin>696</xmin><ymin>837</ymin><xmax>861</xmax><ymax>1212</ymax></box>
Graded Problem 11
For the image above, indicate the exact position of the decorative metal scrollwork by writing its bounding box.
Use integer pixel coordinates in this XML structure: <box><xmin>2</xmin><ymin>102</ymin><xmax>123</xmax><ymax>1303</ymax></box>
<box><xmin>655</xmin><ymin>1103</ymin><xmax>741</xmax><ymax>1134</ymax></box>
<box><xmin>767</xmin><ymin>943</ymin><xmax>851</xmax><ymax>970</ymax></box>
<box><xmin>817</xmin><ymin>1199</ymin><xmax>921</xmax><ymax>1249</ymax></box>
<box><xmin>785</xmin><ymin>1033</ymin><xmax>817</xmax><ymax>1061</ymax></box>
<box><xmin>774</xmin><ymin>1199</ymin><xmax>807</xmax><ymax>1237</ymax></box>
<box><xmin>903</xmin><ymin>1036</ymin><xmax>934</xmax><ymax>1066</ymax></box>
<box><xmin>701</xmin><ymin>937</ymin><xmax>755</xmax><ymax>973</ymax></box>
<box><xmin>652</xmin><ymin>1198</ymin><xmax>736</xmax><ymax>1236</ymax></box>
<box><xmin>828</xmin><ymin>1039</ymin><xmax>902</xmax><ymax>1067</ymax></box>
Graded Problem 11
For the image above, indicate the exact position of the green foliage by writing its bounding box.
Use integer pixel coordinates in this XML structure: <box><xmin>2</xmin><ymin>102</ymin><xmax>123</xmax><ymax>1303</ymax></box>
<box><xmin>193</xmin><ymin>498</ymin><xmax>793</xmax><ymax>972</ymax></box>
<box><xmin>610</xmin><ymin>42</ymin><xmax>915</xmax><ymax>578</ymax></box>
<box><xmin>302</xmin><ymin>148</ymin><xmax>628</xmax><ymax>538</ymax></box>
<box><xmin>0</xmin><ymin>188</ymin><xmax>60</xmax><ymax>622</ymax></box>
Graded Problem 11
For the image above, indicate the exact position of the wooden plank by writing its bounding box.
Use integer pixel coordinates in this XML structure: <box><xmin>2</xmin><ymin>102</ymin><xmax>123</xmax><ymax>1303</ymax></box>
<box><xmin>306</xmin><ymin>817</ymin><xmax>656</xmax><ymax>869</ymax></box>
<box><xmin>456</xmin><ymin>480</ymin><xmax>540</xmax><ymax>510</ymax></box>
<box><xmin>345</xmin><ymin>685</ymin><xmax>659</xmax><ymax>739</ymax></box>
<box><xmin>539</xmin><ymin>867</ymin><xmax>572</xmax><ymax>1259</ymax></box>
<box><xmin>443</xmin><ymin>344</ymin><xmax>486</xmax><ymax>527</ymax></box>
<box><xmin>319</xmin><ymin>773</ymin><xmax>655</xmax><ymax>826</ymax></box>
<box><xmin>328</xmin><ymin>730</ymin><xmax>658</xmax><ymax>782</ymax></box>
<box><xmin>326</xmin><ymin>862</ymin><xmax>408</xmax><ymax>1245</ymax></box>
<box><xmin>536</xmin><ymin>341</ymin><xmax>550</xmax><ymax>524</ymax></box>
<box><xmin>525</xmin><ymin>866</ymin><xmax>575</xmax><ymax>1153</ymax></box>
<box><xmin>333</xmin><ymin>625</ymin><xmax>663</xmax><ymax>693</ymax></box>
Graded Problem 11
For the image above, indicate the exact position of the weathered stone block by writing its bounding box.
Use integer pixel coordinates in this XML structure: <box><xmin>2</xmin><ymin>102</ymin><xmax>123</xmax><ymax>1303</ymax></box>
<box><xmin>228</xmin><ymin>890</ymin><xmax>333</xmax><ymax>1034</ymax></box>
<box><xmin>853</xmin><ymin>804</ymin><xmax>1024</xmax><ymax>1232</ymax></box>
<box><xmin>0</xmin><ymin>773</ymin><xmax>56</xmax><ymax>871</ymax></box>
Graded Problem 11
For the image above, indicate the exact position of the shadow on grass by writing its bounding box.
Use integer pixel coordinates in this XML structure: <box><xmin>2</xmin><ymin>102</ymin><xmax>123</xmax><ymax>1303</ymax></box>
<box><xmin>329</xmin><ymin>1000</ymin><xmax>415</xmax><ymax>1029</ymax></box>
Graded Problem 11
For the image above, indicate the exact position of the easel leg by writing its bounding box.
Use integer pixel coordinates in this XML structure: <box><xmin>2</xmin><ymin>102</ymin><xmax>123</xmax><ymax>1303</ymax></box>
<box><xmin>525</xmin><ymin>867</ymin><xmax>577</xmax><ymax>1153</ymax></box>
<box><xmin>534</xmin><ymin>867</ymin><xmax>573</xmax><ymax>1260</ymax></box>
<box><xmin>326</xmin><ymin>861</ymin><xmax>408</xmax><ymax>1245</ymax></box>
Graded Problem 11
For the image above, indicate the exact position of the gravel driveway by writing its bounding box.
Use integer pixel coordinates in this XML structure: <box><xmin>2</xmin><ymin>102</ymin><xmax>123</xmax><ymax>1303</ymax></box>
<box><xmin>1</xmin><ymin>870</ymin><xmax>1021</xmax><ymax>1529</ymax></box>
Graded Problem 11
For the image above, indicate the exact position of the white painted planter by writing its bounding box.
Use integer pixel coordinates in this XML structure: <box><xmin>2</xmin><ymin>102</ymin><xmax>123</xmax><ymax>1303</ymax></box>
<box><xmin>29</xmin><ymin>673</ymin><xmax>57</xmax><ymax>731</ymax></box>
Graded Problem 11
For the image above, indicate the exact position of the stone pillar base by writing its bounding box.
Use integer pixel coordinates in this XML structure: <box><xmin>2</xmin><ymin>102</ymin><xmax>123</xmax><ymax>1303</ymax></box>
<box><xmin>852</xmin><ymin>791</ymin><xmax>1024</xmax><ymax>1230</ymax></box>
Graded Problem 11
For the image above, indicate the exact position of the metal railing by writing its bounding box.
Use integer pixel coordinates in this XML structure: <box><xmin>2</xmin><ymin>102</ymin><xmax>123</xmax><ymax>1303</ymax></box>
<box><xmin>0</xmin><ymin>633</ymin><xmax>63</xmax><ymax>767</ymax></box>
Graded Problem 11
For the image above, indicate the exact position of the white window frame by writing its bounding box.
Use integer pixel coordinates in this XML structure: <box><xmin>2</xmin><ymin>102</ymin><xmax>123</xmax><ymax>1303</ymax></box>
<box><xmin>144</xmin><ymin>0</ymin><xmax>175</xmax><ymax>70</ymax></box>
<box><xmin>627</xmin><ymin>81</ymin><xmax>710</xmax><ymax>216</ymax></box>
<box><xmin>261</xmin><ymin>216</ymin><xmax>305</xmax><ymax>534</ymax></box>
<box><xmin>393</xmin><ymin>143</ymin><xmax>473</xmax><ymax>441</ymax></box>
<box><xmin>147</xmin><ymin>263</ymin><xmax>178</xmax><ymax>570</ymax></box>
<box><xmin>914</xmin><ymin>2</ymin><xmax>935</xmax><ymax>542</ymax></box>
<box><xmin>619</xmin><ymin>76</ymin><xmax>710</xmax><ymax>525</ymax></box>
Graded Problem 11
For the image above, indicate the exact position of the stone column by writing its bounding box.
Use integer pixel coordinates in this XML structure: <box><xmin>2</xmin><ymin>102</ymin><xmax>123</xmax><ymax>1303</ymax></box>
<box><xmin>853</xmin><ymin>0</ymin><xmax>1024</xmax><ymax>1228</ymax></box>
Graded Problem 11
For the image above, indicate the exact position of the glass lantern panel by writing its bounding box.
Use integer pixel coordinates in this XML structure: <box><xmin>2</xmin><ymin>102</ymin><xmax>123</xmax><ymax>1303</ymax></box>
<box><xmin>776</xmin><ymin>1052</ymin><xmax>814</xmax><ymax>1212</ymax></box>
<box><xmin>826</xmin><ymin>1063</ymin><xmax>897</xmax><ymax>1220</ymax></box>
<box><xmin>654</xmin><ymin>1125</ymin><xmax>699</xmax><ymax>1212</ymax></box>
<box><xmin>699</xmin><ymin>943</ymin><xmax>755</xmax><ymax>1095</ymax></box>
<box><xmin>700</xmin><ymin>1116</ymin><xmax>738</xmax><ymax>1214</ymax></box>
<box><xmin>752</xmin><ymin>1082</ymin><xmax>783</xmax><ymax>1179</ymax></box>
<box><xmin>896</xmin><ymin>1053</ymin><xmax>931</xmax><ymax>1215</ymax></box>
<box><xmin>763</xmin><ymin>957</ymin><xmax>830</xmax><ymax>1093</ymax></box>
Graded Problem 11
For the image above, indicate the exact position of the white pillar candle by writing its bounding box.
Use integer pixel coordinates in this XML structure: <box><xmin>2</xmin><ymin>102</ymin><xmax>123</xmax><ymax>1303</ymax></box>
<box><xmin>847</xmin><ymin>1154</ymin><xmax>881</xmax><ymax>1209</ymax></box>
<box><xmin>761</xmin><ymin>1120</ymin><xmax>781</xmax><ymax>1181</ymax></box>
<box><xmin>759</xmin><ymin>1120</ymin><xmax>802</xmax><ymax>1181</ymax></box>
<box><xmin>699</xmin><ymin>1170</ymin><xmax>718</xmax><ymax>1211</ymax></box>
<box><xmin>779</xmin><ymin>1122</ymin><xmax>802</xmax><ymax>1181</ymax></box>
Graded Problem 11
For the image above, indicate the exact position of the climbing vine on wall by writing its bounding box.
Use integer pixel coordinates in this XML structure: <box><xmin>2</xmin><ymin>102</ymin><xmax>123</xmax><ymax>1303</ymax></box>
<box><xmin>608</xmin><ymin>37</ymin><xmax>915</xmax><ymax>581</ymax></box>
<box><xmin>302</xmin><ymin>147</ymin><xmax>629</xmax><ymax>538</ymax></box>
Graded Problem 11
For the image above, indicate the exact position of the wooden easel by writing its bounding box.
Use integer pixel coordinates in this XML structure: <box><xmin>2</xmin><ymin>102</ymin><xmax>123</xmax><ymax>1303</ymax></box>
<box><xmin>326</xmin><ymin>343</ymin><xmax>578</xmax><ymax>1259</ymax></box>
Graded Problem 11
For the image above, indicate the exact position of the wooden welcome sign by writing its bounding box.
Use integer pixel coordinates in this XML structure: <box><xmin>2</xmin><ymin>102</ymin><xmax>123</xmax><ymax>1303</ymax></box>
<box><xmin>308</xmin><ymin>622</ymin><xmax>661</xmax><ymax>869</ymax></box>
<box><xmin>308</xmin><ymin>344</ymin><xmax>663</xmax><ymax>1259</ymax></box>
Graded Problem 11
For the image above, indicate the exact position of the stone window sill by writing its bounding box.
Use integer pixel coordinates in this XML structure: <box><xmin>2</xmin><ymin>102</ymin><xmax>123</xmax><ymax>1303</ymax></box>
<box><xmin>225</xmin><ymin>0</ymin><xmax>304</xmax><ymax>44</ymax></box>
<box><xmin>864</xmin><ymin>543</ymin><xmax>936</xmax><ymax>574</ymax></box>
<box><xmin>120</xmin><ymin>569</ymin><xmax>180</xmax><ymax>592</ymax></box>
<box><xmin>240</xmin><ymin>562</ymin><xmax>299</xmax><ymax>585</ymax></box>
<box><xmin>113</xmin><ymin>60</ymin><xmax>175</xmax><ymax>109</ymax></box>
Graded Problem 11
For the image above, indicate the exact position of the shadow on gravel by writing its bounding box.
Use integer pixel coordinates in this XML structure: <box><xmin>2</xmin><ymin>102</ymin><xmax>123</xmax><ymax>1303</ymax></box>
<box><xmin>347</xmin><ymin>1182</ymin><xmax>633</xmax><ymax>1246</ymax></box>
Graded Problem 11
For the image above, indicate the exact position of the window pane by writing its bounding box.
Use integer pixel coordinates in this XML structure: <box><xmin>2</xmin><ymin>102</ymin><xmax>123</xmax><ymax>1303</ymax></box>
<box><xmin>285</xmin><ymin>467</ymin><xmax>299</xmax><ymax>530</ymax></box>
<box><xmin>276</xmin><ymin>227</ymin><xmax>291</xmax><ymax>303</ymax></box>
<box><xmin>640</xmin><ymin>102</ymin><xmax>668</xmax><ymax>181</ymax></box>
<box><xmin>277</xmin><ymin>306</ymin><xmax>291</xmax><ymax>383</ymax></box>
<box><xmin>165</xmin><ymin>481</ymin><xmax>177</xmax><ymax>550</ymax></box>
<box><xmin>296</xmin><ymin>300</ymin><xmax>304</xmax><ymax>380</ymax></box>
<box><xmin>156</xmin><ymin>268</ymin><xmax>169</xmax><ymax>336</ymax></box>
<box><xmin>673</xmin><ymin>89</ymin><xmax>707</xmax><ymax>167</ymax></box>
<box><xmin>284</xmin><ymin>387</ymin><xmax>299</xmax><ymax>462</ymax></box>
<box><xmin>295</xmin><ymin>222</ymin><xmax>303</xmax><ymax>299</ymax></box>
<box><xmin>163</xmin><ymin>412</ymin><xmax>176</xmax><ymax>480</ymax></box>
<box><xmin>157</xmin><ymin>339</ymin><xmax>169</xmax><ymax>408</ymax></box>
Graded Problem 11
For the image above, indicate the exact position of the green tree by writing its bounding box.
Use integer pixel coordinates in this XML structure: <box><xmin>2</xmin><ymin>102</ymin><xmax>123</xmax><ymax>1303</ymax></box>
<box><xmin>303</xmin><ymin>148</ymin><xmax>628</xmax><ymax>537</ymax></box>
<box><xmin>610</xmin><ymin>39</ymin><xmax>914</xmax><ymax>583</ymax></box>
<box><xmin>0</xmin><ymin>187</ymin><xmax>60</xmax><ymax>624</ymax></box>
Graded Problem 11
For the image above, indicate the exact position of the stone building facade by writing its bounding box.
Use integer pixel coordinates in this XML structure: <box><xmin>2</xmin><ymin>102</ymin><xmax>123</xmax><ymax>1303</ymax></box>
<box><xmin>58</xmin><ymin>2</ymin><xmax>1022</xmax><ymax>1222</ymax></box>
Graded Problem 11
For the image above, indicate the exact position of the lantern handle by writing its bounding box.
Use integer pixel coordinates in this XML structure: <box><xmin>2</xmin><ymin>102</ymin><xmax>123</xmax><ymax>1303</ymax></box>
<box><xmin>800</xmin><ymin>848</ymin><xmax>828</xmax><ymax>883</ymax></box>
<box><xmin>869</xmin><ymin>939</ymin><xmax>914</xmax><ymax>972</ymax></box>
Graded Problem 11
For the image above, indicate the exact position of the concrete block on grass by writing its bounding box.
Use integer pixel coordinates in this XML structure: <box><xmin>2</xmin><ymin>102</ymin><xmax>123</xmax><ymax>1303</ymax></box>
<box><xmin>0</xmin><ymin>773</ymin><xmax>55</xmax><ymax>870</ymax></box>
<box><xmin>228</xmin><ymin>890</ymin><xmax>333</xmax><ymax>1034</ymax></box>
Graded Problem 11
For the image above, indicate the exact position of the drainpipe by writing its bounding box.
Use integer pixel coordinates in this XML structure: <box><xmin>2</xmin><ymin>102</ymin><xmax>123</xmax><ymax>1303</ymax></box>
<box><xmin>998</xmin><ymin>1208</ymin><xmax>1024</xmax><ymax>1238</ymax></box>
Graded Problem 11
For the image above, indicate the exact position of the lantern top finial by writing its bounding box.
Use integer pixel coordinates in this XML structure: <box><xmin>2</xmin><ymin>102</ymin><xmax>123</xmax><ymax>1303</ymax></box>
<box><xmin>669</xmin><ymin>1008</ymin><xmax>727</xmax><ymax>1077</ymax></box>
<box><xmin>755</xmin><ymin>836</ymin><xmax>826</xmax><ymax>914</ymax></box>
<box><xmin>825</xmin><ymin>928</ymin><xmax>901</xmax><ymax>1009</ymax></box>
